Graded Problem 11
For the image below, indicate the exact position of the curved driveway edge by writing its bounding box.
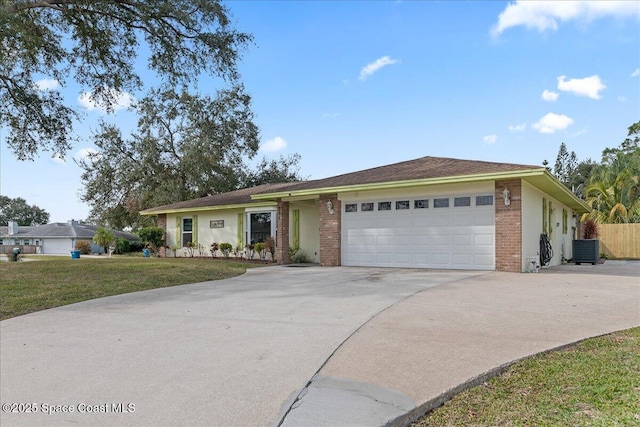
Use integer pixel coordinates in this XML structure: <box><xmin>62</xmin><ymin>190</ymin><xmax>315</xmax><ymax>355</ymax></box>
<box><xmin>0</xmin><ymin>266</ymin><xmax>482</xmax><ymax>427</ymax></box>
<box><xmin>280</xmin><ymin>261</ymin><xmax>640</xmax><ymax>426</ymax></box>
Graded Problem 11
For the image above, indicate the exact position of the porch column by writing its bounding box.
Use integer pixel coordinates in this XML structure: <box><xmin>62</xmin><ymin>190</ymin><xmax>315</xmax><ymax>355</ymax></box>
<box><xmin>319</xmin><ymin>194</ymin><xmax>341</xmax><ymax>266</ymax></box>
<box><xmin>495</xmin><ymin>179</ymin><xmax>522</xmax><ymax>272</ymax></box>
<box><xmin>157</xmin><ymin>214</ymin><xmax>167</xmax><ymax>258</ymax></box>
<box><xmin>276</xmin><ymin>201</ymin><xmax>290</xmax><ymax>264</ymax></box>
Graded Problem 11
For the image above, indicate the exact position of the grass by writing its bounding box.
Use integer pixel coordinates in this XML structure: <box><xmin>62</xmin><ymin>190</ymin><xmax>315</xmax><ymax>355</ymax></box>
<box><xmin>413</xmin><ymin>327</ymin><xmax>640</xmax><ymax>427</ymax></box>
<box><xmin>0</xmin><ymin>256</ymin><xmax>259</xmax><ymax>320</ymax></box>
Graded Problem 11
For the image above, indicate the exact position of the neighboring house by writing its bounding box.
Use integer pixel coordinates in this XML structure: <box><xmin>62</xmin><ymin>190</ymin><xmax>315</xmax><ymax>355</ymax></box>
<box><xmin>140</xmin><ymin>156</ymin><xmax>589</xmax><ymax>272</ymax></box>
<box><xmin>0</xmin><ymin>220</ymin><xmax>139</xmax><ymax>254</ymax></box>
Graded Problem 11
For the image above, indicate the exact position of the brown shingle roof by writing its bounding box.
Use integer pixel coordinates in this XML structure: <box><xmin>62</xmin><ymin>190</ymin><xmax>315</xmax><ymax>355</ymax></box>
<box><xmin>142</xmin><ymin>156</ymin><xmax>545</xmax><ymax>214</ymax></box>
<box><xmin>141</xmin><ymin>182</ymin><xmax>295</xmax><ymax>213</ymax></box>
<box><xmin>261</xmin><ymin>156</ymin><xmax>542</xmax><ymax>193</ymax></box>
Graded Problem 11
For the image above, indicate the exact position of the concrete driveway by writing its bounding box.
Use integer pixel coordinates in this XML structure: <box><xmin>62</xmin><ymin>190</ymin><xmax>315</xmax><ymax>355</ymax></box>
<box><xmin>1</xmin><ymin>263</ymin><xmax>639</xmax><ymax>427</ymax></box>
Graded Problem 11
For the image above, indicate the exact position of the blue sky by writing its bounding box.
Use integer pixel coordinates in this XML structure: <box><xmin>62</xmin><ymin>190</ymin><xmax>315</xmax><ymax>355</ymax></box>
<box><xmin>1</xmin><ymin>1</ymin><xmax>639</xmax><ymax>223</ymax></box>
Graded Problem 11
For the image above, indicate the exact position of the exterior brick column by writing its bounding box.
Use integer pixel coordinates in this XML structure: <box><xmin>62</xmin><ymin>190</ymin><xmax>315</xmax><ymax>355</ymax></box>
<box><xmin>157</xmin><ymin>214</ymin><xmax>167</xmax><ymax>258</ymax></box>
<box><xmin>319</xmin><ymin>194</ymin><xmax>341</xmax><ymax>266</ymax></box>
<box><xmin>495</xmin><ymin>179</ymin><xmax>522</xmax><ymax>272</ymax></box>
<box><xmin>276</xmin><ymin>201</ymin><xmax>290</xmax><ymax>264</ymax></box>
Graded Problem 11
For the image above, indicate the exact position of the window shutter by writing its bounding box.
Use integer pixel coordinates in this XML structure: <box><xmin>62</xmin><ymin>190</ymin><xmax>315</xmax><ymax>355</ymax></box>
<box><xmin>237</xmin><ymin>213</ymin><xmax>243</xmax><ymax>248</ymax></box>
<box><xmin>176</xmin><ymin>216</ymin><xmax>182</xmax><ymax>246</ymax></box>
<box><xmin>192</xmin><ymin>215</ymin><xmax>198</xmax><ymax>244</ymax></box>
<box><xmin>293</xmin><ymin>210</ymin><xmax>300</xmax><ymax>249</ymax></box>
<box><xmin>542</xmin><ymin>198</ymin><xmax>547</xmax><ymax>235</ymax></box>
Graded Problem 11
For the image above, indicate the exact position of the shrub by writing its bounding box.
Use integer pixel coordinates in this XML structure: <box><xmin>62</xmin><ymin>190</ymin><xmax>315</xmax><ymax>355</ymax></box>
<box><xmin>254</xmin><ymin>242</ymin><xmax>266</xmax><ymax>260</ymax></box>
<box><xmin>75</xmin><ymin>240</ymin><xmax>92</xmax><ymax>255</ymax></box>
<box><xmin>291</xmin><ymin>249</ymin><xmax>311</xmax><ymax>264</ymax></box>
<box><xmin>245</xmin><ymin>243</ymin><xmax>255</xmax><ymax>260</ymax></box>
<box><xmin>129</xmin><ymin>241</ymin><xmax>145</xmax><ymax>252</ymax></box>
<box><xmin>219</xmin><ymin>242</ymin><xmax>232</xmax><ymax>258</ymax></box>
<box><xmin>265</xmin><ymin>237</ymin><xmax>275</xmax><ymax>261</ymax></box>
<box><xmin>114</xmin><ymin>238</ymin><xmax>130</xmax><ymax>254</ymax></box>
<box><xmin>583</xmin><ymin>219</ymin><xmax>599</xmax><ymax>239</ymax></box>
<box><xmin>210</xmin><ymin>242</ymin><xmax>219</xmax><ymax>258</ymax></box>
<box><xmin>138</xmin><ymin>227</ymin><xmax>165</xmax><ymax>253</ymax></box>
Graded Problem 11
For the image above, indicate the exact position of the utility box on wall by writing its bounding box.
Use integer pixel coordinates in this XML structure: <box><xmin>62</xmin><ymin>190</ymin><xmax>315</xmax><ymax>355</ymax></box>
<box><xmin>572</xmin><ymin>239</ymin><xmax>599</xmax><ymax>265</ymax></box>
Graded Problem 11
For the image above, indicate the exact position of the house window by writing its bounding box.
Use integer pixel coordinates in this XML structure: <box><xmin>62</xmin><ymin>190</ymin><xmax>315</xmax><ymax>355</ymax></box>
<box><xmin>248</xmin><ymin>212</ymin><xmax>272</xmax><ymax>244</ymax></box>
<box><xmin>361</xmin><ymin>203</ymin><xmax>374</xmax><ymax>212</ymax></box>
<box><xmin>434</xmin><ymin>198</ymin><xmax>449</xmax><ymax>208</ymax></box>
<box><xmin>378</xmin><ymin>201</ymin><xmax>392</xmax><ymax>211</ymax></box>
<box><xmin>345</xmin><ymin>203</ymin><xmax>358</xmax><ymax>213</ymax></box>
<box><xmin>414</xmin><ymin>199</ymin><xmax>429</xmax><ymax>209</ymax></box>
<box><xmin>476</xmin><ymin>195</ymin><xmax>493</xmax><ymax>206</ymax></box>
<box><xmin>396</xmin><ymin>200</ymin><xmax>410</xmax><ymax>210</ymax></box>
<box><xmin>454</xmin><ymin>197</ymin><xmax>471</xmax><ymax>207</ymax></box>
<box><xmin>182</xmin><ymin>218</ymin><xmax>193</xmax><ymax>246</ymax></box>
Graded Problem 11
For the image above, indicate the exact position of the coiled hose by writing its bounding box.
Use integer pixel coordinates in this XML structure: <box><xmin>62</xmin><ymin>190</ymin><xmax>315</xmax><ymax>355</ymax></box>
<box><xmin>540</xmin><ymin>233</ymin><xmax>553</xmax><ymax>266</ymax></box>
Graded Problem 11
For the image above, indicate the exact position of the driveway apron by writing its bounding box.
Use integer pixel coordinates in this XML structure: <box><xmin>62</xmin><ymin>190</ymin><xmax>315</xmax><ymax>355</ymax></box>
<box><xmin>0</xmin><ymin>266</ymin><xmax>481</xmax><ymax>427</ymax></box>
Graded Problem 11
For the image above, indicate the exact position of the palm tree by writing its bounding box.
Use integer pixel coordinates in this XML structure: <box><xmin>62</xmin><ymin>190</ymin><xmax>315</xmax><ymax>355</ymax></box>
<box><xmin>93</xmin><ymin>227</ymin><xmax>115</xmax><ymax>254</ymax></box>
<box><xmin>582</xmin><ymin>172</ymin><xmax>640</xmax><ymax>223</ymax></box>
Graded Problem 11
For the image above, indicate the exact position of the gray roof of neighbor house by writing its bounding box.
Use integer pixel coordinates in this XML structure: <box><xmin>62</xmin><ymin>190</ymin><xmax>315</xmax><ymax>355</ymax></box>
<box><xmin>140</xmin><ymin>156</ymin><xmax>589</xmax><ymax>214</ymax></box>
<box><xmin>0</xmin><ymin>222</ymin><xmax>139</xmax><ymax>241</ymax></box>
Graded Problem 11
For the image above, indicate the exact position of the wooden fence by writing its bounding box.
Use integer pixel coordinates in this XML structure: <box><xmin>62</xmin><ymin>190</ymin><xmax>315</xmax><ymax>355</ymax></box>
<box><xmin>598</xmin><ymin>224</ymin><xmax>640</xmax><ymax>259</ymax></box>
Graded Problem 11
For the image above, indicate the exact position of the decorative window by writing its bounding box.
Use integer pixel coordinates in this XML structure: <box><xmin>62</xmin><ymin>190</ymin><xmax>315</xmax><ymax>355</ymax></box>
<box><xmin>345</xmin><ymin>203</ymin><xmax>358</xmax><ymax>213</ymax></box>
<box><xmin>454</xmin><ymin>197</ymin><xmax>471</xmax><ymax>207</ymax></box>
<box><xmin>396</xmin><ymin>200</ymin><xmax>410</xmax><ymax>210</ymax></box>
<box><xmin>562</xmin><ymin>209</ymin><xmax>568</xmax><ymax>235</ymax></box>
<box><xmin>361</xmin><ymin>202</ymin><xmax>374</xmax><ymax>212</ymax></box>
<box><xmin>434</xmin><ymin>198</ymin><xmax>449</xmax><ymax>208</ymax></box>
<box><xmin>414</xmin><ymin>199</ymin><xmax>429</xmax><ymax>209</ymax></box>
<box><xmin>378</xmin><ymin>201</ymin><xmax>392</xmax><ymax>211</ymax></box>
<box><xmin>182</xmin><ymin>218</ymin><xmax>193</xmax><ymax>246</ymax></box>
<box><xmin>476</xmin><ymin>195</ymin><xmax>493</xmax><ymax>206</ymax></box>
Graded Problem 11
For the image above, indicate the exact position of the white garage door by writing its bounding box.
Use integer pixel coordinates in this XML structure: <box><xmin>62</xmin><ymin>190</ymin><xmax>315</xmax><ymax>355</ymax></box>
<box><xmin>42</xmin><ymin>238</ymin><xmax>73</xmax><ymax>254</ymax></box>
<box><xmin>342</xmin><ymin>195</ymin><xmax>495</xmax><ymax>270</ymax></box>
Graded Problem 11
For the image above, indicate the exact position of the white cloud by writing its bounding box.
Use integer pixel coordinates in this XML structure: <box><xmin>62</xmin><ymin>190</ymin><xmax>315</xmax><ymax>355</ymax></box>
<box><xmin>483</xmin><ymin>134</ymin><xmax>498</xmax><ymax>144</ymax></box>
<box><xmin>261</xmin><ymin>136</ymin><xmax>287</xmax><ymax>152</ymax></box>
<box><xmin>541</xmin><ymin>90</ymin><xmax>559</xmax><ymax>102</ymax></box>
<box><xmin>491</xmin><ymin>1</ymin><xmax>640</xmax><ymax>37</ymax></box>
<box><xmin>35</xmin><ymin>79</ymin><xmax>60</xmax><ymax>91</ymax></box>
<box><xmin>359</xmin><ymin>56</ymin><xmax>399</xmax><ymax>81</ymax></box>
<box><xmin>52</xmin><ymin>153</ymin><xmax>66</xmax><ymax>164</ymax></box>
<box><xmin>532</xmin><ymin>113</ymin><xmax>574</xmax><ymax>134</ymax></box>
<box><xmin>73</xmin><ymin>148</ymin><xmax>99</xmax><ymax>163</ymax></box>
<box><xmin>508</xmin><ymin>123</ymin><xmax>527</xmax><ymax>132</ymax></box>
<box><xmin>78</xmin><ymin>89</ymin><xmax>134</xmax><ymax>112</ymax></box>
<box><xmin>632</xmin><ymin>68</ymin><xmax>640</xmax><ymax>77</ymax></box>
<box><xmin>557</xmin><ymin>75</ymin><xmax>606</xmax><ymax>99</ymax></box>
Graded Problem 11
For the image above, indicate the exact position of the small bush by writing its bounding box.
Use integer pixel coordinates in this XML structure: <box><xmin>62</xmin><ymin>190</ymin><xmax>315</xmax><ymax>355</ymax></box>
<box><xmin>75</xmin><ymin>240</ymin><xmax>92</xmax><ymax>254</ymax></box>
<box><xmin>114</xmin><ymin>238</ymin><xmax>131</xmax><ymax>254</ymax></box>
<box><xmin>583</xmin><ymin>218</ymin><xmax>599</xmax><ymax>239</ymax></box>
<box><xmin>254</xmin><ymin>242</ymin><xmax>266</xmax><ymax>260</ymax></box>
<box><xmin>291</xmin><ymin>249</ymin><xmax>311</xmax><ymax>264</ymax></box>
<box><xmin>210</xmin><ymin>242</ymin><xmax>219</xmax><ymax>258</ymax></box>
<box><xmin>129</xmin><ymin>241</ymin><xmax>145</xmax><ymax>252</ymax></box>
<box><xmin>219</xmin><ymin>242</ymin><xmax>232</xmax><ymax>258</ymax></box>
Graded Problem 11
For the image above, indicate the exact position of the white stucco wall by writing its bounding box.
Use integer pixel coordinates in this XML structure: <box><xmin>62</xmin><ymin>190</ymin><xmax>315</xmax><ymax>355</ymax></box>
<box><xmin>166</xmin><ymin>210</ymin><xmax>243</xmax><ymax>256</ymax></box>
<box><xmin>521</xmin><ymin>181</ymin><xmax>574</xmax><ymax>271</ymax></box>
<box><xmin>291</xmin><ymin>201</ymin><xmax>320</xmax><ymax>263</ymax></box>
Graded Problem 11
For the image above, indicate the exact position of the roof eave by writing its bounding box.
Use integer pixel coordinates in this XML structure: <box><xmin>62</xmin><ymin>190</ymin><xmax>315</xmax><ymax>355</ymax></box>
<box><xmin>251</xmin><ymin>169</ymin><xmax>547</xmax><ymax>200</ymax></box>
<box><xmin>140</xmin><ymin>201</ymin><xmax>277</xmax><ymax>216</ymax></box>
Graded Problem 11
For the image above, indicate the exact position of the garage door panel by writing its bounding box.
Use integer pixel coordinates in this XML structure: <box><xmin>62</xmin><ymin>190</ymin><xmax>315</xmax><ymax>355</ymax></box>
<box><xmin>342</xmin><ymin>196</ymin><xmax>495</xmax><ymax>270</ymax></box>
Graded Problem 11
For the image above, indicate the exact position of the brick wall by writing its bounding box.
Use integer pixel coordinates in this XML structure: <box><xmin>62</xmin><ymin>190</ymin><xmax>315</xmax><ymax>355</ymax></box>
<box><xmin>276</xmin><ymin>201</ymin><xmax>290</xmax><ymax>264</ymax></box>
<box><xmin>495</xmin><ymin>179</ymin><xmax>522</xmax><ymax>272</ymax></box>
<box><xmin>319</xmin><ymin>194</ymin><xmax>341</xmax><ymax>266</ymax></box>
<box><xmin>157</xmin><ymin>214</ymin><xmax>167</xmax><ymax>257</ymax></box>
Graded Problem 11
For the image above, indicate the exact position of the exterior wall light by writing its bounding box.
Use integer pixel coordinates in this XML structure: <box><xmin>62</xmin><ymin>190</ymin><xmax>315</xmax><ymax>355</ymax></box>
<box><xmin>326</xmin><ymin>200</ymin><xmax>334</xmax><ymax>215</ymax></box>
<box><xmin>502</xmin><ymin>187</ymin><xmax>511</xmax><ymax>206</ymax></box>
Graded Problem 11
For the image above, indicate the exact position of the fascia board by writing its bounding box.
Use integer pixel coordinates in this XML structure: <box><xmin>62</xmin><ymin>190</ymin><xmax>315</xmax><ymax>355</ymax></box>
<box><xmin>251</xmin><ymin>169</ymin><xmax>546</xmax><ymax>200</ymax></box>
<box><xmin>139</xmin><ymin>202</ymin><xmax>277</xmax><ymax>216</ymax></box>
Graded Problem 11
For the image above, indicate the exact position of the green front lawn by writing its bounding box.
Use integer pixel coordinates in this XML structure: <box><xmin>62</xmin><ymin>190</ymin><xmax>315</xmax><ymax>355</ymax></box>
<box><xmin>414</xmin><ymin>327</ymin><xmax>640</xmax><ymax>426</ymax></box>
<box><xmin>0</xmin><ymin>257</ymin><xmax>258</xmax><ymax>320</ymax></box>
